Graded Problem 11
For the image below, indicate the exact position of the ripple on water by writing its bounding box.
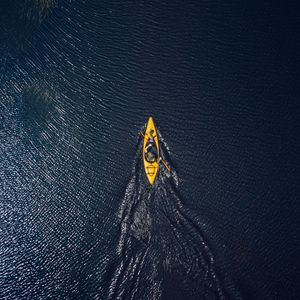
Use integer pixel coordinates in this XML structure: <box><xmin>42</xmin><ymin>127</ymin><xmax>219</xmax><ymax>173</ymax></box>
<box><xmin>105</xmin><ymin>134</ymin><xmax>242</xmax><ymax>300</ymax></box>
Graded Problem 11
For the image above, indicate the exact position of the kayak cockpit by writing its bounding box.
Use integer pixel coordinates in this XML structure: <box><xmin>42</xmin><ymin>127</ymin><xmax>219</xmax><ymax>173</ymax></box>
<box><xmin>145</xmin><ymin>138</ymin><xmax>158</xmax><ymax>163</ymax></box>
<box><xmin>143</xmin><ymin>117</ymin><xmax>160</xmax><ymax>185</ymax></box>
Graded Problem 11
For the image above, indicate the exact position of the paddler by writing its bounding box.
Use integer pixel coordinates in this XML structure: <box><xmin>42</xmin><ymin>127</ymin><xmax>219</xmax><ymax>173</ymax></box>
<box><xmin>144</xmin><ymin>130</ymin><xmax>158</xmax><ymax>163</ymax></box>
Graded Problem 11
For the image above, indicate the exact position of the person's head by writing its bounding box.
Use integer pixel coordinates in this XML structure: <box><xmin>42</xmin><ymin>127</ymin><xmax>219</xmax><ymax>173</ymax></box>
<box><xmin>147</xmin><ymin>152</ymin><xmax>156</xmax><ymax>162</ymax></box>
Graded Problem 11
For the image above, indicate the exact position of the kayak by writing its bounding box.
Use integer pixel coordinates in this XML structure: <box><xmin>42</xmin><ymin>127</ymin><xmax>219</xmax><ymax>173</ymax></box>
<box><xmin>143</xmin><ymin>117</ymin><xmax>160</xmax><ymax>185</ymax></box>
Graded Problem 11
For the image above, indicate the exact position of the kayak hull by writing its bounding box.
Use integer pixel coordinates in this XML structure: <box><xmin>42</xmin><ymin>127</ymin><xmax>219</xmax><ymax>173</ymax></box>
<box><xmin>143</xmin><ymin>117</ymin><xmax>159</xmax><ymax>185</ymax></box>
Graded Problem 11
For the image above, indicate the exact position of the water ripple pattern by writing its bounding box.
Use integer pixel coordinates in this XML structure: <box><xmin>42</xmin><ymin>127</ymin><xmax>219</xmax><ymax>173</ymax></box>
<box><xmin>1</xmin><ymin>0</ymin><xmax>299</xmax><ymax>299</ymax></box>
<box><xmin>105</xmin><ymin>134</ymin><xmax>241</xmax><ymax>300</ymax></box>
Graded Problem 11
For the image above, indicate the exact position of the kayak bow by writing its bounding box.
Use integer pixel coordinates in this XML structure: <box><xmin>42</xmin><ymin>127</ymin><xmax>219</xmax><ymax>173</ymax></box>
<box><xmin>143</xmin><ymin>117</ymin><xmax>160</xmax><ymax>185</ymax></box>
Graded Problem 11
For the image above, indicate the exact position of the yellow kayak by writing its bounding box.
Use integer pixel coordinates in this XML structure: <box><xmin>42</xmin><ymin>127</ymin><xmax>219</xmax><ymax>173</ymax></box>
<box><xmin>143</xmin><ymin>117</ymin><xmax>160</xmax><ymax>185</ymax></box>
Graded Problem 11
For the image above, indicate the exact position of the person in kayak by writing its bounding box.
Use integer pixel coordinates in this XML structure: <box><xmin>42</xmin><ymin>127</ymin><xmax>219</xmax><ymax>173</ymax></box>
<box><xmin>145</xmin><ymin>130</ymin><xmax>158</xmax><ymax>163</ymax></box>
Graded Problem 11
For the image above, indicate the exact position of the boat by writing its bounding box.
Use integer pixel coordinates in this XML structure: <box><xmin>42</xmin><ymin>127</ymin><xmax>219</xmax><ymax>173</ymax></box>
<box><xmin>143</xmin><ymin>117</ymin><xmax>160</xmax><ymax>185</ymax></box>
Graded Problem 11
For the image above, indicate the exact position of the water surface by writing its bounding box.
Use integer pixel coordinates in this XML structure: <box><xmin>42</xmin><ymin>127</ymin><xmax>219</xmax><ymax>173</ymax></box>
<box><xmin>1</xmin><ymin>0</ymin><xmax>299</xmax><ymax>299</ymax></box>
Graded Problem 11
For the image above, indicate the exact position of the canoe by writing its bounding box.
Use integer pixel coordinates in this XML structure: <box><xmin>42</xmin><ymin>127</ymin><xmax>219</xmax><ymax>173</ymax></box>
<box><xmin>143</xmin><ymin>117</ymin><xmax>160</xmax><ymax>185</ymax></box>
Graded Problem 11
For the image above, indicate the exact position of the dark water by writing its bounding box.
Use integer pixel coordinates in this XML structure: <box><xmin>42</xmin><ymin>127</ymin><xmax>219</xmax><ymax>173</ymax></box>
<box><xmin>1</xmin><ymin>0</ymin><xmax>299</xmax><ymax>299</ymax></box>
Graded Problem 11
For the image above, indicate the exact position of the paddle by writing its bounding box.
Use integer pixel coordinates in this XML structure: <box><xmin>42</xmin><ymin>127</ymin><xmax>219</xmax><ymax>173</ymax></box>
<box><xmin>139</xmin><ymin>131</ymin><xmax>172</xmax><ymax>174</ymax></box>
<box><xmin>159</xmin><ymin>157</ymin><xmax>172</xmax><ymax>174</ymax></box>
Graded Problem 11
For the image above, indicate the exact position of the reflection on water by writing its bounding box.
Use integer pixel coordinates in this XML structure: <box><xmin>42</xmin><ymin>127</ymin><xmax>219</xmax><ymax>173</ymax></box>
<box><xmin>22</xmin><ymin>81</ymin><xmax>56</xmax><ymax>126</ymax></box>
<box><xmin>0</xmin><ymin>0</ymin><xmax>55</xmax><ymax>50</ymax></box>
<box><xmin>20</xmin><ymin>0</ymin><xmax>56</xmax><ymax>23</ymax></box>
